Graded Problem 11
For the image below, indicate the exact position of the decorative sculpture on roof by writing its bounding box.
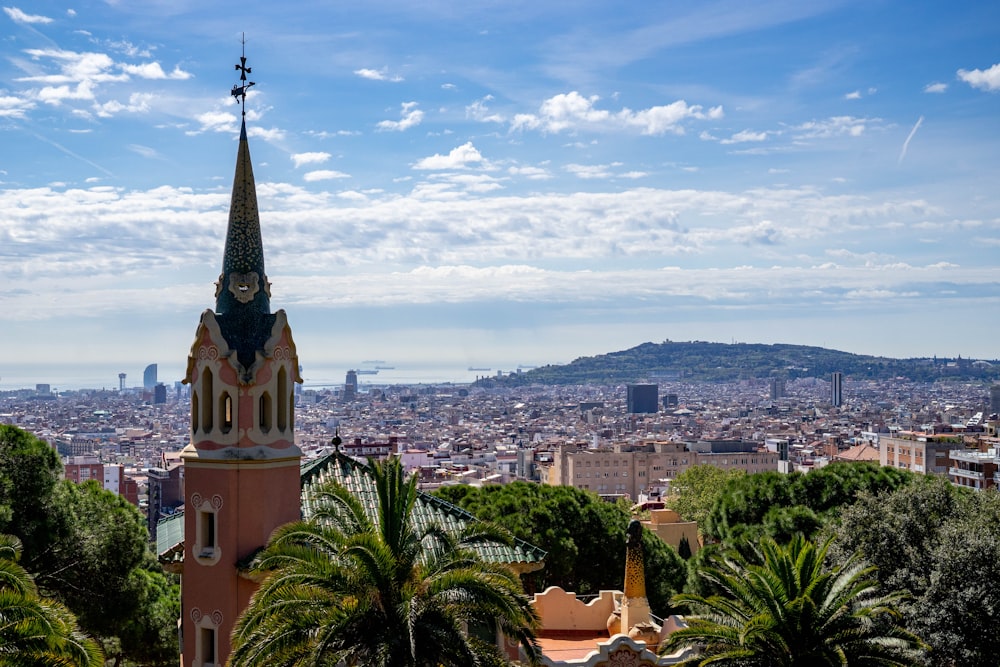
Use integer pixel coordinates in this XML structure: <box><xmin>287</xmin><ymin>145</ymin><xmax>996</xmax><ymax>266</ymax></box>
<box><xmin>231</xmin><ymin>34</ymin><xmax>255</xmax><ymax>116</ymax></box>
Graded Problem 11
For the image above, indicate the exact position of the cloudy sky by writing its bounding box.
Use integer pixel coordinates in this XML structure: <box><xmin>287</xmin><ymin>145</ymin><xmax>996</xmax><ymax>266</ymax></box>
<box><xmin>2</xmin><ymin>1</ymin><xmax>999</xmax><ymax>387</ymax></box>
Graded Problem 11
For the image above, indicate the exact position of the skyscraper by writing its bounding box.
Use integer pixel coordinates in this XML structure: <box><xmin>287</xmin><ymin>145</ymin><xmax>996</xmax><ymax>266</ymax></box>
<box><xmin>143</xmin><ymin>363</ymin><xmax>158</xmax><ymax>390</ymax></box>
<box><xmin>344</xmin><ymin>369</ymin><xmax>358</xmax><ymax>401</ymax></box>
<box><xmin>831</xmin><ymin>372</ymin><xmax>844</xmax><ymax>407</ymax></box>
<box><xmin>178</xmin><ymin>51</ymin><xmax>302</xmax><ymax>667</ymax></box>
<box><xmin>769</xmin><ymin>377</ymin><xmax>786</xmax><ymax>400</ymax></box>
<box><xmin>627</xmin><ymin>384</ymin><xmax>658</xmax><ymax>414</ymax></box>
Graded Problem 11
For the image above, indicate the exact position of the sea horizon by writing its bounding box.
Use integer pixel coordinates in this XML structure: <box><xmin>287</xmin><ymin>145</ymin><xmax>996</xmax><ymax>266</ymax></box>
<box><xmin>0</xmin><ymin>361</ymin><xmax>529</xmax><ymax>392</ymax></box>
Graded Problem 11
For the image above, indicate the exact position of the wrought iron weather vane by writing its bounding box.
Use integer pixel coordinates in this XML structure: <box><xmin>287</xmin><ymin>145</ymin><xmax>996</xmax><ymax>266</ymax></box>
<box><xmin>231</xmin><ymin>34</ymin><xmax>255</xmax><ymax>116</ymax></box>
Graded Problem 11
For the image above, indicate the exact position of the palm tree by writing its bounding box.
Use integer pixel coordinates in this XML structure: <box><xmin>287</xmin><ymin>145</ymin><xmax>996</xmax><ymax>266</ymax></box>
<box><xmin>231</xmin><ymin>456</ymin><xmax>541</xmax><ymax>667</ymax></box>
<box><xmin>660</xmin><ymin>535</ymin><xmax>924</xmax><ymax>666</ymax></box>
<box><xmin>0</xmin><ymin>534</ymin><xmax>104</xmax><ymax>667</ymax></box>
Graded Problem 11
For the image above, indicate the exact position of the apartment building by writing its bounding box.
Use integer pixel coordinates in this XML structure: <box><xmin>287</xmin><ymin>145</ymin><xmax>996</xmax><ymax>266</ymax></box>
<box><xmin>878</xmin><ymin>433</ymin><xmax>956</xmax><ymax>475</ymax></box>
<box><xmin>543</xmin><ymin>439</ymin><xmax>778</xmax><ymax>499</ymax></box>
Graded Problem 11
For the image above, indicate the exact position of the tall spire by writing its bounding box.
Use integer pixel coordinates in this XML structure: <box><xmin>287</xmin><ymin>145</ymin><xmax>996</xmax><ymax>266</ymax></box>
<box><xmin>216</xmin><ymin>44</ymin><xmax>269</xmax><ymax>318</ymax></box>
<box><xmin>213</xmin><ymin>41</ymin><xmax>275</xmax><ymax>374</ymax></box>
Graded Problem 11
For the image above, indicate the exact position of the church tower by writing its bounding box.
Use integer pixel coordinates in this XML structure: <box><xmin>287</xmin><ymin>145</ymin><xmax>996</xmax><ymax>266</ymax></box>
<box><xmin>179</xmin><ymin>50</ymin><xmax>302</xmax><ymax>667</ymax></box>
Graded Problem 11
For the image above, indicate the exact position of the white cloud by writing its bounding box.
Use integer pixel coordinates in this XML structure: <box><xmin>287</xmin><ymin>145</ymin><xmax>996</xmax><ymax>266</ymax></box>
<box><xmin>844</xmin><ymin>90</ymin><xmax>861</xmax><ymax>100</ymax></box>
<box><xmin>508</xmin><ymin>165</ymin><xmax>552</xmax><ymax>180</ymax></box>
<box><xmin>248</xmin><ymin>126</ymin><xmax>287</xmax><ymax>142</ymax></box>
<box><xmin>924</xmin><ymin>82</ymin><xmax>947</xmax><ymax>93</ymax></box>
<box><xmin>466</xmin><ymin>95</ymin><xmax>504</xmax><ymax>123</ymax></box>
<box><xmin>376</xmin><ymin>102</ymin><xmax>424</xmax><ymax>131</ymax></box>
<box><xmin>565</xmin><ymin>163</ymin><xmax>614</xmax><ymax>179</ymax></box>
<box><xmin>794</xmin><ymin>116</ymin><xmax>872</xmax><ymax>139</ymax></box>
<box><xmin>958</xmin><ymin>63</ymin><xmax>1000</xmax><ymax>92</ymax></box>
<box><xmin>94</xmin><ymin>92</ymin><xmax>152</xmax><ymax>117</ymax></box>
<box><xmin>128</xmin><ymin>144</ymin><xmax>162</xmax><ymax>159</ymax></box>
<box><xmin>4</xmin><ymin>6</ymin><xmax>53</xmax><ymax>24</ymax></box>
<box><xmin>413</xmin><ymin>142</ymin><xmax>485</xmax><ymax>170</ymax></box>
<box><xmin>511</xmin><ymin>91</ymin><xmax>722</xmax><ymax>135</ymax></box>
<box><xmin>0</xmin><ymin>179</ymin><xmax>983</xmax><ymax>345</ymax></box>
<box><xmin>291</xmin><ymin>152</ymin><xmax>332</xmax><ymax>168</ymax></box>
<box><xmin>354</xmin><ymin>67</ymin><xmax>403</xmax><ymax>82</ymax></box>
<box><xmin>13</xmin><ymin>47</ymin><xmax>191</xmax><ymax>114</ymax></box>
<box><xmin>193</xmin><ymin>110</ymin><xmax>238</xmax><ymax>134</ymax></box>
<box><xmin>719</xmin><ymin>129</ymin><xmax>770</xmax><ymax>145</ymax></box>
<box><xmin>120</xmin><ymin>62</ymin><xmax>192</xmax><ymax>80</ymax></box>
<box><xmin>303</xmin><ymin>170</ymin><xmax>350</xmax><ymax>182</ymax></box>
<box><xmin>0</xmin><ymin>93</ymin><xmax>34</xmax><ymax>118</ymax></box>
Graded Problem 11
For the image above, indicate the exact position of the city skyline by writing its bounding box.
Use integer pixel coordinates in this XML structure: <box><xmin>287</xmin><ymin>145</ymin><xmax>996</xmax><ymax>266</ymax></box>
<box><xmin>2</xmin><ymin>1</ymin><xmax>999</xmax><ymax>387</ymax></box>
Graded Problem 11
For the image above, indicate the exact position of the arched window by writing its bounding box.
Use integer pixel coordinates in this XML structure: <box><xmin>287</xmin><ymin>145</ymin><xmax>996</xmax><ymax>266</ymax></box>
<box><xmin>219</xmin><ymin>392</ymin><xmax>233</xmax><ymax>434</ymax></box>
<box><xmin>259</xmin><ymin>392</ymin><xmax>272</xmax><ymax>432</ymax></box>
<box><xmin>191</xmin><ymin>391</ymin><xmax>199</xmax><ymax>434</ymax></box>
<box><xmin>201</xmin><ymin>368</ymin><xmax>214</xmax><ymax>432</ymax></box>
<box><xmin>277</xmin><ymin>367</ymin><xmax>288</xmax><ymax>432</ymax></box>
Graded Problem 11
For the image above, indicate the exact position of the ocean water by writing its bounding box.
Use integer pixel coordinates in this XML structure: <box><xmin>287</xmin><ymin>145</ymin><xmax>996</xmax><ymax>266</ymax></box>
<box><xmin>0</xmin><ymin>361</ymin><xmax>516</xmax><ymax>391</ymax></box>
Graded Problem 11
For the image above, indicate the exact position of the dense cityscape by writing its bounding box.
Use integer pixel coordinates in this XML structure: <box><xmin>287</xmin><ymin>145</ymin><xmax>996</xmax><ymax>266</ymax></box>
<box><xmin>3</xmin><ymin>366</ymin><xmax>998</xmax><ymax>530</ymax></box>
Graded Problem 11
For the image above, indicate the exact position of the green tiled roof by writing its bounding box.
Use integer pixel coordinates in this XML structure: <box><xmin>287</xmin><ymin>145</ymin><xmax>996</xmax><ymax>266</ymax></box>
<box><xmin>156</xmin><ymin>511</ymin><xmax>185</xmax><ymax>562</ymax></box>
<box><xmin>301</xmin><ymin>452</ymin><xmax>547</xmax><ymax>568</ymax></box>
<box><xmin>158</xmin><ymin>452</ymin><xmax>546</xmax><ymax>570</ymax></box>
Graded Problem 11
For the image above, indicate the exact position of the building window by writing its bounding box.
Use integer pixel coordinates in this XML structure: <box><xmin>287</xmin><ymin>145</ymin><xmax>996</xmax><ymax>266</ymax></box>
<box><xmin>201</xmin><ymin>368</ymin><xmax>214</xmax><ymax>432</ymax></box>
<box><xmin>191</xmin><ymin>391</ymin><xmax>199</xmax><ymax>434</ymax></box>
<box><xmin>200</xmin><ymin>626</ymin><xmax>216</xmax><ymax>666</ymax></box>
<box><xmin>199</xmin><ymin>511</ymin><xmax>216</xmax><ymax>552</ymax></box>
<box><xmin>259</xmin><ymin>392</ymin><xmax>272</xmax><ymax>432</ymax></box>
<box><xmin>219</xmin><ymin>393</ymin><xmax>233</xmax><ymax>434</ymax></box>
<box><xmin>277</xmin><ymin>366</ymin><xmax>288</xmax><ymax>431</ymax></box>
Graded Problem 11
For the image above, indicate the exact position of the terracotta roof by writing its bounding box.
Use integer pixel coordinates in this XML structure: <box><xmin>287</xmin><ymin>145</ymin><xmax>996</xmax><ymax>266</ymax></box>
<box><xmin>833</xmin><ymin>442</ymin><xmax>880</xmax><ymax>462</ymax></box>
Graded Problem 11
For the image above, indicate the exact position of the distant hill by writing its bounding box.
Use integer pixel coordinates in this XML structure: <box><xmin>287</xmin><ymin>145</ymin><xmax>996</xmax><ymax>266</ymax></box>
<box><xmin>487</xmin><ymin>341</ymin><xmax>1000</xmax><ymax>386</ymax></box>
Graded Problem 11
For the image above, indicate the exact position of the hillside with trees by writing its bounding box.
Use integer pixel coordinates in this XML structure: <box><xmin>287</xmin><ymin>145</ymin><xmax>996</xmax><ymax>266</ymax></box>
<box><xmin>487</xmin><ymin>340</ymin><xmax>1000</xmax><ymax>385</ymax></box>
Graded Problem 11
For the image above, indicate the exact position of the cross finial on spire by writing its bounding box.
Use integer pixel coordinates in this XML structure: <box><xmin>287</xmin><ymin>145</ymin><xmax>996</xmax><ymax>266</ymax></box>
<box><xmin>231</xmin><ymin>33</ymin><xmax>255</xmax><ymax>117</ymax></box>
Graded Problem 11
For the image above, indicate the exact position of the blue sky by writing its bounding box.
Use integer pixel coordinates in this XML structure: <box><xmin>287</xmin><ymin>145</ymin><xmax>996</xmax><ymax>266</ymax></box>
<box><xmin>2</xmin><ymin>0</ymin><xmax>999</xmax><ymax>387</ymax></box>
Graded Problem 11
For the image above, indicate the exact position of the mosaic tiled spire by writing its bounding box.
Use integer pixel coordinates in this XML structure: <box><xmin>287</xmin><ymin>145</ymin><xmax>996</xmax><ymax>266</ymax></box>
<box><xmin>212</xmin><ymin>49</ymin><xmax>276</xmax><ymax>375</ymax></box>
<box><xmin>215</xmin><ymin>118</ymin><xmax>270</xmax><ymax>317</ymax></box>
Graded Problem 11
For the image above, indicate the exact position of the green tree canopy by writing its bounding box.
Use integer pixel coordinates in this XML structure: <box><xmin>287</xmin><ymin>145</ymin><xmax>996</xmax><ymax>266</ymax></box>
<box><xmin>0</xmin><ymin>425</ymin><xmax>178</xmax><ymax>665</ymax></box>
<box><xmin>666</xmin><ymin>465</ymin><xmax>745</xmax><ymax>528</ymax></box>
<box><xmin>0</xmin><ymin>425</ymin><xmax>64</xmax><ymax>558</ymax></box>
<box><xmin>232</xmin><ymin>457</ymin><xmax>541</xmax><ymax>667</ymax></box>
<box><xmin>703</xmin><ymin>462</ymin><xmax>913</xmax><ymax>545</ymax></box>
<box><xmin>829</xmin><ymin>476</ymin><xmax>1000</xmax><ymax>666</ymax></box>
<box><xmin>434</xmin><ymin>482</ymin><xmax>686</xmax><ymax>615</ymax></box>
<box><xmin>0</xmin><ymin>533</ymin><xmax>104</xmax><ymax>667</ymax></box>
<box><xmin>662</xmin><ymin>535</ymin><xmax>925</xmax><ymax>666</ymax></box>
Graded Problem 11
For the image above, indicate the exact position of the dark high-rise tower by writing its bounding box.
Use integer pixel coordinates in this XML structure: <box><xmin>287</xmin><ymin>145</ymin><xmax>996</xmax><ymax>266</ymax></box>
<box><xmin>627</xmin><ymin>384</ymin><xmax>658</xmax><ymax>414</ymax></box>
<box><xmin>831</xmin><ymin>372</ymin><xmax>843</xmax><ymax>407</ymax></box>
<box><xmin>344</xmin><ymin>369</ymin><xmax>358</xmax><ymax>401</ymax></box>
